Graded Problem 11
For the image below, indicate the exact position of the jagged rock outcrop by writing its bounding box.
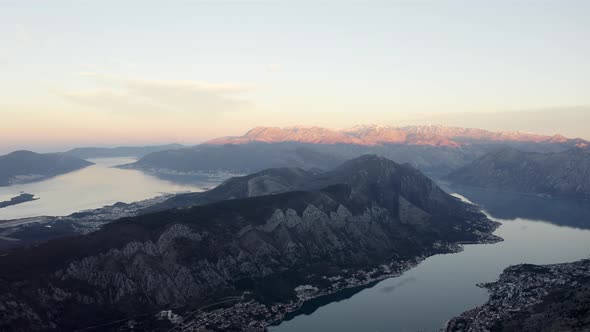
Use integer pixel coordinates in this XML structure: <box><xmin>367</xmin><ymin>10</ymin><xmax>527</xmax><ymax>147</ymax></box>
<box><xmin>0</xmin><ymin>155</ymin><xmax>501</xmax><ymax>331</ymax></box>
<box><xmin>447</xmin><ymin>147</ymin><xmax>590</xmax><ymax>199</ymax></box>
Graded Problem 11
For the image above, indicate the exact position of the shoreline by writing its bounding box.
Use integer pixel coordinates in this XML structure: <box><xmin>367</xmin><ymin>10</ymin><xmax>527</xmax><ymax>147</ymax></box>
<box><xmin>446</xmin><ymin>259</ymin><xmax>590</xmax><ymax>331</ymax></box>
<box><xmin>156</xmin><ymin>227</ymin><xmax>502</xmax><ymax>332</ymax></box>
<box><xmin>265</xmin><ymin>237</ymin><xmax>501</xmax><ymax>331</ymax></box>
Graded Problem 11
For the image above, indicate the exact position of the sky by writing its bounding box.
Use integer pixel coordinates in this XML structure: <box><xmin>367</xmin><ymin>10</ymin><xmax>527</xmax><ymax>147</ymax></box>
<box><xmin>1</xmin><ymin>0</ymin><xmax>589</xmax><ymax>153</ymax></box>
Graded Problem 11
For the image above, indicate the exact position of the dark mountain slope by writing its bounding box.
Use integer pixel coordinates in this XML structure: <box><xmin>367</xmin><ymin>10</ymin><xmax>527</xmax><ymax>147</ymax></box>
<box><xmin>145</xmin><ymin>153</ymin><xmax>462</xmax><ymax>213</ymax></box>
<box><xmin>143</xmin><ymin>166</ymin><xmax>321</xmax><ymax>212</ymax></box>
<box><xmin>447</xmin><ymin>147</ymin><xmax>590</xmax><ymax>199</ymax></box>
<box><xmin>0</xmin><ymin>155</ymin><xmax>500</xmax><ymax>331</ymax></box>
<box><xmin>0</xmin><ymin>150</ymin><xmax>93</xmax><ymax>186</ymax></box>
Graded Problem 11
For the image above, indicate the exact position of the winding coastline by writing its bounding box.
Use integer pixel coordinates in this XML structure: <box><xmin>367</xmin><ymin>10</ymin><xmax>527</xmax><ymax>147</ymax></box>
<box><xmin>446</xmin><ymin>259</ymin><xmax>590</xmax><ymax>331</ymax></box>
<box><xmin>271</xmin><ymin>197</ymin><xmax>590</xmax><ymax>332</ymax></box>
<box><xmin>157</xmin><ymin>219</ymin><xmax>502</xmax><ymax>332</ymax></box>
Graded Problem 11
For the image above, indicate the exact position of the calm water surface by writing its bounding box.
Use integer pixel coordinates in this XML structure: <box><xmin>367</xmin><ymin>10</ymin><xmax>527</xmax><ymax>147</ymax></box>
<box><xmin>271</xmin><ymin>189</ymin><xmax>590</xmax><ymax>332</ymax></box>
<box><xmin>0</xmin><ymin>158</ymin><xmax>205</xmax><ymax>219</ymax></box>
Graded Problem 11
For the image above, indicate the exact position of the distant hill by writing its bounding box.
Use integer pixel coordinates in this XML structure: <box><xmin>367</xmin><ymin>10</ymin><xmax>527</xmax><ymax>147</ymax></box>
<box><xmin>64</xmin><ymin>144</ymin><xmax>184</xmax><ymax>159</ymax></box>
<box><xmin>0</xmin><ymin>151</ymin><xmax>93</xmax><ymax>186</ymax></box>
<box><xmin>119</xmin><ymin>142</ymin><xmax>345</xmax><ymax>174</ymax></box>
<box><xmin>447</xmin><ymin>147</ymin><xmax>590</xmax><ymax>199</ymax></box>
<box><xmin>144</xmin><ymin>152</ymin><xmax>476</xmax><ymax>212</ymax></box>
<box><xmin>143</xmin><ymin>166</ymin><xmax>322</xmax><ymax>213</ymax></box>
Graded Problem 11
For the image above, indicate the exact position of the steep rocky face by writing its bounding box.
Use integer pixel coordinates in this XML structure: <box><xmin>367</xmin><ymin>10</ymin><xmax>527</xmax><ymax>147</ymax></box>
<box><xmin>447</xmin><ymin>147</ymin><xmax>590</xmax><ymax>199</ymax></box>
<box><xmin>447</xmin><ymin>259</ymin><xmax>590</xmax><ymax>332</ymax></box>
<box><xmin>0</xmin><ymin>150</ymin><xmax>93</xmax><ymax>186</ymax></box>
<box><xmin>0</xmin><ymin>155</ymin><xmax>500</xmax><ymax>331</ymax></box>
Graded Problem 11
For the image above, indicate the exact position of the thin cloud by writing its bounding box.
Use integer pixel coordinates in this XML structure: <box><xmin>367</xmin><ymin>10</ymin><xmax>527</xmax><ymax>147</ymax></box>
<box><xmin>267</xmin><ymin>63</ymin><xmax>281</xmax><ymax>73</ymax></box>
<box><xmin>15</xmin><ymin>24</ymin><xmax>33</xmax><ymax>44</ymax></box>
<box><xmin>61</xmin><ymin>75</ymin><xmax>255</xmax><ymax>114</ymax></box>
<box><xmin>62</xmin><ymin>88</ymin><xmax>162</xmax><ymax>113</ymax></box>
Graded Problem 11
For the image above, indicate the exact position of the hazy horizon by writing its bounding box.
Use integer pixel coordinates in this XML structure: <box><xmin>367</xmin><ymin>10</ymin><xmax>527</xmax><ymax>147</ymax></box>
<box><xmin>2</xmin><ymin>106</ymin><xmax>589</xmax><ymax>155</ymax></box>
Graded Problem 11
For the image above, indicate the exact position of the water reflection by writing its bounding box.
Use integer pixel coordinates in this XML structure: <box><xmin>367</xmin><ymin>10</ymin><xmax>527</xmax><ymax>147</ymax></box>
<box><xmin>280</xmin><ymin>283</ymin><xmax>376</xmax><ymax>322</ymax></box>
<box><xmin>379</xmin><ymin>277</ymin><xmax>417</xmax><ymax>294</ymax></box>
<box><xmin>0</xmin><ymin>158</ymin><xmax>208</xmax><ymax>219</ymax></box>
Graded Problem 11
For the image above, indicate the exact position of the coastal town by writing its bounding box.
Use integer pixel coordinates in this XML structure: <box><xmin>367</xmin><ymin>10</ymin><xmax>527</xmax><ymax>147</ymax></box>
<box><xmin>446</xmin><ymin>259</ymin><xmax>590</xmax><ymax>331</ymax></box>
<box><xmin>152</xmin><ymin>246</ymin><xmax>469</xmax><ymax>332</ymax></box>
<box><xmin>0</xmin><ymin>193</ymin><xmax>178</xmax><ymax>248</ymax></box>
<box><xmin>150</xmin><ymin>258</ymin><xmax>424</xmax><ymax>332</ymax></box>
<box><xmin>62</xmin><ymin>194</ymin><xmax>177</xmax><ymax>233</ymax></box>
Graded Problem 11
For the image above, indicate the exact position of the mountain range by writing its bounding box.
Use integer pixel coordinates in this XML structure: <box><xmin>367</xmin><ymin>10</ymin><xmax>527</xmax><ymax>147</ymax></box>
<box><xmin>121</xmin><ymin>125</ymin><xmax>588</xmax><ymax>177</ymax></box>
<box><xmin>0</xmin><ymin>155</ymin><xmax>500</xmax><ymax>331</ymax></box>
<box><xmin>447</xmin><ymin>147</ymin><xmax>590</xmax><ymax>199</ymax></box>
<box><xmin>206</xmin><ymin>125</ymin><xmax>587</xmax><ymax>148</ymax></box>
<box><xmin>0</xmin><ymin>151</ymin><xmax>93</xmax><ymax>186</ymax></box>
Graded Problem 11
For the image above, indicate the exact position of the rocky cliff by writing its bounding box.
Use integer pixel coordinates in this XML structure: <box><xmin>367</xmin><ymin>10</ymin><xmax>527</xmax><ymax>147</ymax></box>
<box><xmin>0</xmin><ymin>155</ymin><xmax>501</xmax><ymax>331</ymax></box>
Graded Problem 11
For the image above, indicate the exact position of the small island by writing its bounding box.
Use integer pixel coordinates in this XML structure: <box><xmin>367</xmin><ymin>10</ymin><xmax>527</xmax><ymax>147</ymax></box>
<box><xmin>0</xmin><ymin>193</ymin><xmax>38</xmax><ymax>209</ymax></box>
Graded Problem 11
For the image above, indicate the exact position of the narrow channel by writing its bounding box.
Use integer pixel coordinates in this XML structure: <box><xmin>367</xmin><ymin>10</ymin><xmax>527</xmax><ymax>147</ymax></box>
<box><xmin>270</xmin><ymin>189</ymin><xmax>590</xmax><ymax>332</ymax></box>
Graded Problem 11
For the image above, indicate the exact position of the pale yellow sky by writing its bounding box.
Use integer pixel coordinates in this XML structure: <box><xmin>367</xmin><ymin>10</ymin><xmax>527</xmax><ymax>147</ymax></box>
<box><xmin>1</xmin><ymin>1</ymin><xmax>589</xmax><ymax>153</ymax></box>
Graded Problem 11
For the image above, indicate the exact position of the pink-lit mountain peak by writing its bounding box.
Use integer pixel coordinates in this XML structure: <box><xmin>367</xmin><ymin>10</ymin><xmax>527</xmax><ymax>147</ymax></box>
<box><xmin>206</xmin><ymin>125</ymin><xmax>577</xmax><ymax>147</ymax></box>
